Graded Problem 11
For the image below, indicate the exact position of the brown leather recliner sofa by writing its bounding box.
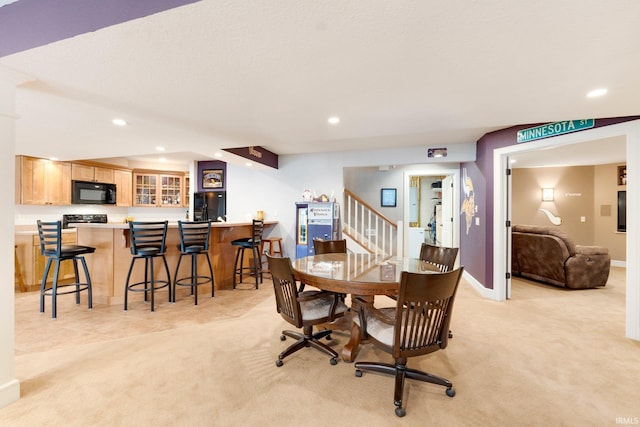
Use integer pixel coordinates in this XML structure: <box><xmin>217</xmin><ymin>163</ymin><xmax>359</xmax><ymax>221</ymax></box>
<box><xmin>511</xmin><ymin>224</ymin><xmax>610</xmax><ymax>289</ymax></box>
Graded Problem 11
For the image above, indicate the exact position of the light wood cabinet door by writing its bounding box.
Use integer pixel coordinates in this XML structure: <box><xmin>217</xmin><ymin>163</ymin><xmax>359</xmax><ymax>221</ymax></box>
<box><xmin>114</xmin><ymin>169</ymin><xmax>132</xmax><ymax>206</ymax></box>
<box><xmin>184</xmin><ymin>174</ymin><xmax>190</xmax><ymax>207</ymax></box>
<box><xmin>71</xmin><ymin>163</ymin><xmax>95</xmax><ymax>181</ymax></box>
<box><xmin>71</xmin><ymin>163</ymin><xmax>115</xmax><ymax>183</ymax></box>
<box><xmin>133</xmin><ymin>173</ymin><xmax>158</xmax><ymax>207</ymax></box>
<box><xmin>160</xmin><ymin>174</ymin><xmax>183</xmax><ymax>206</ymax></box>
<box><xmin>94</xmin><ymin>167</ymin><xmax>115</xmax><ymax>183</ymax></box>
<box><xmin>32</xmin><ymin>233</ymin><xmax>77</xmax><ymax>285</ymax></box>
<box><xmin>18</xmin><ymin>156</ymin><xmax>71</xmax><ymax>205</ymax></box>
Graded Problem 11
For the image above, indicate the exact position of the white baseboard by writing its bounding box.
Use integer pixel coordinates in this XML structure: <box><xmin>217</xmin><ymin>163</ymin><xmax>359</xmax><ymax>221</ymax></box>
<box><xmin>0</xmin><ymin>379</ymin><xmax>20</xmax><ymax>410</ymax></box>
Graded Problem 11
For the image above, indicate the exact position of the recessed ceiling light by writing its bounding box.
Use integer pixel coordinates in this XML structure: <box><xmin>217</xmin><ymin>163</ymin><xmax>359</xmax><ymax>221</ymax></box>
<box><xmin>245</xmin><ymin>162</ymin><xmax>253</xmax><ymax>167</ymax></box>
<box><xmin>587</xmin><ymin>88</ymin><xmax>607</xmax><ymax>98</ymax></box>
<box><xmin>112</xmin><ymin>118</ymin><xmax>127</xmax><ymax>126</ymax></box>
<box><xmin>328</xmin><ymin>116</ymin><xmax>340</xmax><ymax>125</ymax></box>
<box><xmin>155</xmin><ymin>146</ymin><xmax>165</xmax><ymax>152</ymax></box>
<box><xmin>159</xmin><ymin>157</ymin><xmax>167</xmax><ymax>162</ymax></box>
<box><xmin>214</xmin><ymin>152</ymin><xmax>223</xmax><ymax>158</ymax></box>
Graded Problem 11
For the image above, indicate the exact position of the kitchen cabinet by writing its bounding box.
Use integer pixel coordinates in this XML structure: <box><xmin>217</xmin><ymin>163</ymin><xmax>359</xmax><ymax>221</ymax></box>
<box><xmin>33</xmin><ymin>233</ymin><xmax>78</xmax><ymax>286</ymax></box>
<box><xmin>184</xmin><ymin>173</ymin><xmax>190</xmax><ymax>207</ymax></box>
<box><xmin>71</xmin><ymin>163</ymin><xmax>115</xmax><ymax>183</ymax></box>
<box><xmin>114</xmin><ymin>169</ymin><xmax>133</xmax><ymax>206</ymax></box>
<box><xmin>16</xmin><ymin>156</ymin><xmax>72</xmax><ymax>205</ymax></box>
<box><xmin>133</xmin><ymin>171</ymin><xmax>185</xmax><ymax>207</ymax></box>
<box><xmin>15</xmin><ymin>230</ymin><xmax>78</xmax><ymax>290</ymax></box>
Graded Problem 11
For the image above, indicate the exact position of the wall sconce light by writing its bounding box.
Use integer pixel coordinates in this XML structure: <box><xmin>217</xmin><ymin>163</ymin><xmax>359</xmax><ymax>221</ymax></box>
<box><xmin>541</xmin><ymin>188</ymin><xmax>554</xmax><ymax>201</ymax></box>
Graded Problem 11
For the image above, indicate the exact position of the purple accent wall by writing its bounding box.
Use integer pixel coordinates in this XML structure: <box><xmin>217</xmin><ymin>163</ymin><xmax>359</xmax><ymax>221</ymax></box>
<box><xmin>465</xmin><ymin>116</ymin><xmax>640</xmax><ymax>289</ymax></box>
<box><xmin>0</xmin><ymin>0</ymin><xmax>200</xmax><ymax>58</ymax></box>
<box><xmin>196</xmin><ymin>160</ymin><xmax>226</xmax><ymax>192</ymax></box>
<box><xmin>223</xmin><ymin>146</ymin><xmax>279</xmax><ymax>169</ymax></box>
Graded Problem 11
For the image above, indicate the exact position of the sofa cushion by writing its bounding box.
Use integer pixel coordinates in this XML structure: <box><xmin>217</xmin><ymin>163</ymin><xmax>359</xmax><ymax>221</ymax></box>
<box><xmin>511</xmin><ymin>225</ymin><xmax>610</xmax><ymax>289</ymax></box>
<box><xmin>512</xmin><ymin>231</ymin><xmax>569</xmax><ymax>287</ymax></box>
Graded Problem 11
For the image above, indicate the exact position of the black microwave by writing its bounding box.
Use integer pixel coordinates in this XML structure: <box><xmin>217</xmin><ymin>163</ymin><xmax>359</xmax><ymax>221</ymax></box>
<box><xmin>72</xmin><ymin>180</ymin><xmax>117</xmax><ymax>205</ymax></box>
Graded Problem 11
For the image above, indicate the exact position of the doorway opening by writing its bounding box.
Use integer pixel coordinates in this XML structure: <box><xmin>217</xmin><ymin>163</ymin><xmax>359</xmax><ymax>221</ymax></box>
<box><xmin>493</xmin><ymin>120</ymin><xmax>640</xmax><ymax>340</ymax></box>
<box><xmin>403</xmin><ymin>168</ymin><xmax>460</xmax><ymax>259</ymax></box>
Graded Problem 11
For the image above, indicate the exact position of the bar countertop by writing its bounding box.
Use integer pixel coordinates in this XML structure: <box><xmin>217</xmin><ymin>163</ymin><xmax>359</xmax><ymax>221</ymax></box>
<box><xmin>71</xmin><ymin>220</ymin><xmax>277</xmax><ymax>229</ymax></box>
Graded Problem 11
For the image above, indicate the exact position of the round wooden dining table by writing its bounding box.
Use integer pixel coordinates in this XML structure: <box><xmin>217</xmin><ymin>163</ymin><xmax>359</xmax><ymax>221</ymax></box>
<box><xmin>291</xmin><ymin>252</ymin><xmax>440</xmax><ymax>362</ymax></box>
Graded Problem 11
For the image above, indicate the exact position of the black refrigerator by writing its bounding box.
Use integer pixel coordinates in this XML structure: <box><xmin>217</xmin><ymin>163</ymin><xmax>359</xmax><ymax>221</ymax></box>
<box><xmin>193</xmin><ymin>191</ymin><xmax>226</xmax><ymax>221</ymax></box>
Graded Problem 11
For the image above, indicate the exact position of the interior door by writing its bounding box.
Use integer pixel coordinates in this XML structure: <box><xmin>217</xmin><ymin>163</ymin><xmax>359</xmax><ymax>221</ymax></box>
<box><xmin>505</xmin><ymin>158</ymin><xmax>512</xmax><ymax>299</ymax></box>
<box><xmin>440</xmin><ymin>175</ymin><xmax>454</xmax><ymax>247</ymax></box>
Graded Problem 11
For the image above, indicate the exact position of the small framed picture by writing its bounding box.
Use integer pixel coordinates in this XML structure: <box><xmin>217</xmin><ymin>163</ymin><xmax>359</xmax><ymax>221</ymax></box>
<box><xmin>202</xmin><ymin>169</ymin><xmax>224</xmax><ymax>189</ymax></box>
<box><xmin>618</xmin><ymin>165</ymin><xmax>627</xmax><ymax>186</ymax></box>
<box><xmin>381</xmin><ymin>188</ymin><xmax>397</xmax><ymax>207</ymax></box>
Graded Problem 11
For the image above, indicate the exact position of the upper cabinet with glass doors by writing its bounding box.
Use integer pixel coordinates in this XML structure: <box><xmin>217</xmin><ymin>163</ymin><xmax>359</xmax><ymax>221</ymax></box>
<box><xmin>133</xmin><ymin>170</ymin><xmax>185</xmax><ymax>207</ymax></box>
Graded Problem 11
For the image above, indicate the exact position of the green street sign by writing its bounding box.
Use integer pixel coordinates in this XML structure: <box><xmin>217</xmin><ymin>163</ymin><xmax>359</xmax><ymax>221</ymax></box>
<box><xmin>517</xmin><ymin>119</ymin><xmax>595</xmax><ymax>143</ymax></box>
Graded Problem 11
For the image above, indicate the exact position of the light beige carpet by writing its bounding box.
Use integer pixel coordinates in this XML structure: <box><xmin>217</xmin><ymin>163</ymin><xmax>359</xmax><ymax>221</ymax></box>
<box><xmin>2</xmin><ymin>267</ymin><xmax>639</xmax><ymax>426</ymax></box>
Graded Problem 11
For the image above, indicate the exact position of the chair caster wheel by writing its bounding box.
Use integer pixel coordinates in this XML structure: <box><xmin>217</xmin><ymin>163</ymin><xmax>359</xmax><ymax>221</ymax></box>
<box><xmin>448</xmin><ymin>332</ymin><xmax>453</xmax><ymax>339</ymax></box>
<box><xmin>330</xmin><ymin>357</ymin><xmax>337</xmax><ymax>365</ymax></box>
<box><xmin>395</xmin><ymin>407</ymin><xmax>406</xmax><ymax>417</ymax></box>
<box><xmin>446</xmin><ymin>387</ymin><xmax>455</xmax><ymax>397</ymax></box>
<box><xmin>280</xmin><ymin>335</ymin><xmax>286</xmax><ymax>341</ymax></box>
<box><xmin>326</xmin><ymin>335</ymin><xmax>332</xmax><ymax>340</ymax></box>
<box><xmin>276</xmin><ymin>359</ymin><xmax>283</xmax><ymax>367</ymax></box>
<box><xmin>355</xmin><ymin>369</ymin><xmax>362</xmax><ymax>377</ymax></box>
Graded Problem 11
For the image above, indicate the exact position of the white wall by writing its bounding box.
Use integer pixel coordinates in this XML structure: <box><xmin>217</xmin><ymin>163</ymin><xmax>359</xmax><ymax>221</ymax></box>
<box><xmin>225</xmin><ymin>143</ymin><xmax>475</xmax><ymax>258</ymax></box>
<box><xmin>0</xmin><ymin>68</ymin><xmax>20</xmax><ymax>409</ymax></box>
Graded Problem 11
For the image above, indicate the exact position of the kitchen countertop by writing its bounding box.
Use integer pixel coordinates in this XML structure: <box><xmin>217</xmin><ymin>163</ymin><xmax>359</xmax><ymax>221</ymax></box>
<box><xmin>15</xmin><ymin>226</ymin><xmax>76</xmax><ymax>236</ymax></box>
<box><xmin>71</xmin><ymin>220</ymin><xmax>277</xmax><ymax>229</ymax></box>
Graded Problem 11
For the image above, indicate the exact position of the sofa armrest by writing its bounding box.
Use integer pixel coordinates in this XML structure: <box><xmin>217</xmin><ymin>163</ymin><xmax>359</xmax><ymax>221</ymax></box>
<box><xmin>564</xmin><ymin>252</ymin><xmax>611</xmax><ymax>288</ymax></box>
<box><xmin>575</xmin><ymin>245</ymin><xmax>609</xmax><ymax>256</ymax></box>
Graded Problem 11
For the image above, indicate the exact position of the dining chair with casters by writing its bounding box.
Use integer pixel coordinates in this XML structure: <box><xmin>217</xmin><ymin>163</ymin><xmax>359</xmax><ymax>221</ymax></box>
<box><xmin>173</xmin><ymin>220</ymin><xmax>214</xmax><ymax>305</ymax></box>
<box><xmin>313</xmin><ymin>238</ymin><xmax>347</xmax><ymax>255</ymax></box>
<box><xmin>298</xmin><ymin>238</ymin><xmax>348</xmax><ymax>293</ymax></box>
<box><xmin>419</xmin><ymin>243</ymin><xmax>459</xmax><ymax>273</ymax></box>
<box><xmin>420</xmin><ymin>243</ymin><xmax>459</xmax><ymax>339</ymax></box>
<box><xmin>353</xmin><ymin>267</ymin><xmax>464</xmax><ymax>417</ymax></box>
<box><xmin>36</xmin><ymin>220</ymin><xmax>95</xmax><ymax>319</ymax></box>
<box><xmin>267</xmin><ymin>255</ymin><xmax>349</xmax><ymax>367</ymax></box>
<box><xmin>232</xmin><ymin>219</ymin><xmax>264</xmax><ymax>289</ymax></box>
<box><xmin>124</xmin><ymin>221</ymin><xmax>172</xmax><ymax>312</ymax></box>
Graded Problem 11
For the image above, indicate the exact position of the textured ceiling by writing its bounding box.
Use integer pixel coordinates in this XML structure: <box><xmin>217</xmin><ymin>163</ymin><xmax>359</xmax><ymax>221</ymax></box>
<box><xmin>1</xmin><ymin>0</ymin><xmax>639</xmax><ymax>167</ymax></box>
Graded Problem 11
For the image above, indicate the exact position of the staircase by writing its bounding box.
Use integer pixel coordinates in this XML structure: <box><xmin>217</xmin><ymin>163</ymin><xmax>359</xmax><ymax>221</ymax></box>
<box><xmin>343</xmin><ymin>189</ymin><xmax>399</xmax><ymax>257</ymax></box>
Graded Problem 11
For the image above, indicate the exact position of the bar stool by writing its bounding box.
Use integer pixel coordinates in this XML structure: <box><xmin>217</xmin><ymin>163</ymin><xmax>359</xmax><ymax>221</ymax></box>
<box><xmin>37</xmin><ymin>220</ymin><xmax>95</xmax><ymax>319</ymax></box>
<box><xmin>231</xmin><ymin>219</ymin><xmax>264</xmax><ymax>289</ymax></box>
<box><xmin>260</xmin><ymin>237</ymin><xmax>283</xmax><ymax>274</ymax></box>
<box><xmin>124</xmin><ymin>221</ymin><xmax>172</xmax><ymax>312</ymax></box>
<box><xmin>14</xmin><ymin>244</ymin><xmax>27</xmax><ymax>292</ymax></box>
<box><xmin>173</xmin><ymin>220</ymin><xmax>214</xmax><ymax>305</ymax></box>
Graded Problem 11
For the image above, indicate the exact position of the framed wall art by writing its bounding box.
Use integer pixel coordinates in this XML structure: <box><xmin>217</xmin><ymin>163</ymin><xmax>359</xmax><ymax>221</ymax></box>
<box><xmin>618</xmin><ymin>165</ymin><xmax>627</xmax><ymax>186</ymax></box>
<box><xmin>202</xmin><ymin>169</ymin><xmax>224</xmax><ymax>189</ymax></box>
<box><xmin>380</xmin><ymin>188</ymin><xmax>397</xmax><ymax>207</ymax></box>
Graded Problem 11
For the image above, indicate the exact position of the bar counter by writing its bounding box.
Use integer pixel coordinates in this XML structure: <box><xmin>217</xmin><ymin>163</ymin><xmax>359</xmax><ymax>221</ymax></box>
<box><xmin>74</xmin><ymin>220</ymin><xmax>277</xmax><ymax>305</ymax></box>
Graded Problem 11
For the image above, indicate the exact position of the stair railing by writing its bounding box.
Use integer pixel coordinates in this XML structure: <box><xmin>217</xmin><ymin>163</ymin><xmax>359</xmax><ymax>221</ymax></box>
<box><xmin>343</xmin><ymin>189</ymin><xmax>398</xmax><ymax>257</ymax></box>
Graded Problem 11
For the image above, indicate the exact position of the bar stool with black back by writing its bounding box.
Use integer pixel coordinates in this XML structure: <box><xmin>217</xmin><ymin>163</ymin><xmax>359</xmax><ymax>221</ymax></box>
<box><xmin>232</xmin><ymin>219</ymin><xmax>264</xmax><ymax>289</ymax></box>
<box><xmin>36</xmin><ymin>220</ymin><xmax>95</xmax><ymax>319</ymax></box>
<box><xmin>267</xmin><ymin>255</ymin><xmax>348</xmax><ymax>366</ymax></box>
<box><xmin>124</xmin><ymin>221</ymin><xmax>172</xmax><ymax>312</ymax></box>
<box><xmin>173</xmin><ymin>220</ymin><xmax>214</xmax><ymax>305</ymax></box>
<box><xmin>354</xmin><ymin>267</ymin><xmax>464</xmax><ymax>417</ymax></box>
